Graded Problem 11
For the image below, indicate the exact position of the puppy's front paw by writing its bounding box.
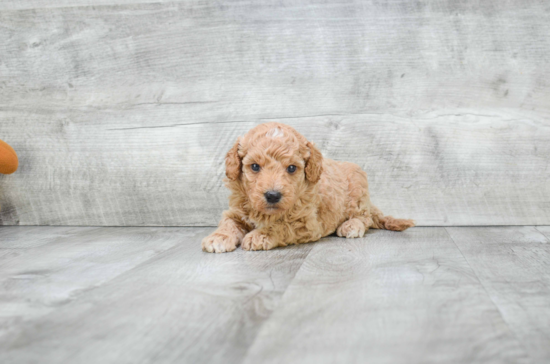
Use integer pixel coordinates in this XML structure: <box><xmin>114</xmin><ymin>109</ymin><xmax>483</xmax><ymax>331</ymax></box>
<box><xmin>242</xmin><ymin>230</ymin><xmax>278</xmax><ymax>251</ymax></box>
<box><xmin>336</xmin><ymin>219</ymin><xmax>366</xmax><ymax>239</ymax></box>
<box><xmin>202</xmin><ymin>233</ymin><xmax>240</xmax><ymax>253</ymax></box>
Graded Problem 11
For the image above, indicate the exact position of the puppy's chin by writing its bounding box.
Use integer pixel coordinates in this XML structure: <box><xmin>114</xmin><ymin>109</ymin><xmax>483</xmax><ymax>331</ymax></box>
<box><xmin>262</xmin><ymin>205</ymin><xmax>283</xmax><ymax>215</ymax></box>
<box><xmin>252</xmin><ymin>201</ymin><xmax>286</xmax><ymax>216</ymax></box>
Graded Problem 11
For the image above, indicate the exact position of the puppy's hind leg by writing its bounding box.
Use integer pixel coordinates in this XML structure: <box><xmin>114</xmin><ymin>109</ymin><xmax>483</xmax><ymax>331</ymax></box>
<box><xmin>336</xmin><ymin>218</ymin><xmax>366</xmax><ymax>239</ymax></box>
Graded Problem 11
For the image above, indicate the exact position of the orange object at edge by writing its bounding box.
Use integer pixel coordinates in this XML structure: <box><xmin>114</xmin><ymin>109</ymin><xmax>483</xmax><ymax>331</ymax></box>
<box><xmin>0</xmin><ymin>139</ymin><xmax>18</xmax><ymax>174</ymax></box>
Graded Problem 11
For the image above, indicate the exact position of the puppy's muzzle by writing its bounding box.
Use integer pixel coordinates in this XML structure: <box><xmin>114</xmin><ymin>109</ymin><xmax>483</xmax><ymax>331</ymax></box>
<box><xmin>264</xmin><ymin>190</ymin><xmax>282</xmax><ymax>204</ymax></box>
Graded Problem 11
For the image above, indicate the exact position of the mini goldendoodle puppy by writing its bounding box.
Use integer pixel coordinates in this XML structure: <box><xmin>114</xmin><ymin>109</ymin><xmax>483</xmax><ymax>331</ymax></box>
<box><xmin>202</xmin><ymin>122</ymin><xmax>414</xmax><ymax>253</ymax></box>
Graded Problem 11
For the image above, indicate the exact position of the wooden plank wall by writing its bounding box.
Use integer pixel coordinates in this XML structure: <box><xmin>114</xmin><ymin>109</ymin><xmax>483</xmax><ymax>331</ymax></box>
<box><xmin>0</xmin><ymin>0</ymin><xmax>549</xmax><ymax>226</ymax></box>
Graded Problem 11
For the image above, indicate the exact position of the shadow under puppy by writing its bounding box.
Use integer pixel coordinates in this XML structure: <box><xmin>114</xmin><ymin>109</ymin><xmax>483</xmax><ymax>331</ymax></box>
<box><xmin>202</xmin><ymin>122</ymin><xmax>414</xmax><ymax>253</ymax></box>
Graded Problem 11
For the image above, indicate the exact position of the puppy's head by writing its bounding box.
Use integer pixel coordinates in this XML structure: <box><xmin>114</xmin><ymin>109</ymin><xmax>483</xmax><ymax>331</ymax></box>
<box><xmin>225</xmin><ymin>122</ymin><xmax>323</xmax><ymax>215</ymax></box>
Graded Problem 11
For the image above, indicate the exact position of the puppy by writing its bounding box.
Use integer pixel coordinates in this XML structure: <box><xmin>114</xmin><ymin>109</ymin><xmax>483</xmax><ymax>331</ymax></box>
<box><xmin>202</xmin><ymin>122</ymin><xmax>414</xmax><ymax>253</ymax></box>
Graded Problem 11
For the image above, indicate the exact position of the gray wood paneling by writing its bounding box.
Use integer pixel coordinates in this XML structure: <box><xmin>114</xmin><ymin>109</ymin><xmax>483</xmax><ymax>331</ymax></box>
<box><xmin>0</xmin><ymin>226</ymin><xmax>193</xmax><ymax>335</ymax></box>
<box><xmin>537</xmin><ymin>226</ymin><xmax>550</xmax><ymax>240</ymax></box>
<box><xmin>0</xmin><ymin>226</ymin><xmax>94</xmax><ymax>249</ymax></box>
<box><xmin>2</xmin><ymin>226</ymin><xmax>550</xmax><ymax>363</ymax></box>
<box><xmin>0</xmin><ymin>226</ymin><xmax>312</xmax><ymax>364</ymax></box>
<box><xmin>242</xmin><ymin>228</ymin><xmax>529</xmax><ymax>364</ymax></box>
<box><xmin>446</xmin><ymin>226</ymin><xmax>550</xmax><ymax>363</ymax></box>
<box><xmin>0</xmin><ymin>1</ymin><xmax>183</xmax><ymax>10</ymax></box>
<box><xmin>1</xmin><ymin>1</ymin><xmax>549</xmax><ymax>226</ymax></box>
<box><xmin>1</xmin><ymin>109</ymin><xmax>549</xmax><ymax>226</ymax></box>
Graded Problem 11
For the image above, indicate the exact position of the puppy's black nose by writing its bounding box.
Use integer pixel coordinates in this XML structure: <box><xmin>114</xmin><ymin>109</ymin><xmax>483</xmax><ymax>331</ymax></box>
<box><xmin>264</xmin><ymin>190</ymin><xmax>282</xmax><ymax>204</ymax></box>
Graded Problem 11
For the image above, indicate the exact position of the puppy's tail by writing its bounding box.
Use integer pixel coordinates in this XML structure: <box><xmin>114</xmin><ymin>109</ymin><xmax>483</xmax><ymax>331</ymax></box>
<box><xmin>370</xmin><ymin>206</ymin><xmax>415</xmax><ymax>231</ymax></box>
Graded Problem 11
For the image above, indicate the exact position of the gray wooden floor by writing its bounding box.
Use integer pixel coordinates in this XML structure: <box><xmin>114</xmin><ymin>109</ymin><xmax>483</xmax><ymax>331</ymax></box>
<box><xmin>0</xmin><ymin>226</ymin><xmax>549</xmax><ymax>363</ymax></box>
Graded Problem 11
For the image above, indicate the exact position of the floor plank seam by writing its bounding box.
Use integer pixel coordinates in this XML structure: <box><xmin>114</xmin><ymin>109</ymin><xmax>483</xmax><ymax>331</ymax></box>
<box><xmin>238</xmin><ymin>244</ymin><xmax>315</xmax><ymax>363</ymax></box>
<box><xmin>443</xmin><ymin>227</ymin><xmax>533</xmax><ymax>363</ymax></box>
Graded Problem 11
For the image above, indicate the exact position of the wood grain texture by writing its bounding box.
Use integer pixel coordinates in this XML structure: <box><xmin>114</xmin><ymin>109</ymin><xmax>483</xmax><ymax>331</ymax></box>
<box><xmin>0</xmin><ymin>225</ymin><xmax>94</xmax><ymax>249</ymax></box>
<box><xmin>0</xmin><ymin>226</ymin><xmax>312</xmax><ymax>364</ymax></box>
<box><xmin>446</xmin><ymin>226</ymin><xmax>550</xmax><ymax>363</ymax></box>
<box><xmin>2</xmin><ymin>226</ymin><xmax>550</xmax><ymax>363</ymax></box>
<box><xmin>243</xmin><ymin>228</ymin><xmax>530</xmax><ymax>364</ymax></box>
<box><xmin>536</xmin><ymin>226</ymin><xmax>550</xmax><ymax>240</ymax></box>
<box><xmin>1</xmin><ymin>109</ymin><xmax>549</xmax><ymax>226</ymax></box>
<box><xmin>0</xmin><ymin>0</ymin><xmax>186</xmax><ymax>10</ymax></box>
<box><xmin>1</xmin><ymin>1</ymin><xmax>549</xmax><ymax>226</ymax></box>
<box><xmin>0</xmin><ymin>226</ymin><xmax>192</xmax><ymax>341</ymax></box>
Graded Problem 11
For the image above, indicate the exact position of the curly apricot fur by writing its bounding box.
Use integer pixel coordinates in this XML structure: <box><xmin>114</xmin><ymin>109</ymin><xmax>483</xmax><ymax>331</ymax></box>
<box><xmin>202</xmin><ymin>123</ymin><xmax>414</xmax><ymax>253</ymax></box>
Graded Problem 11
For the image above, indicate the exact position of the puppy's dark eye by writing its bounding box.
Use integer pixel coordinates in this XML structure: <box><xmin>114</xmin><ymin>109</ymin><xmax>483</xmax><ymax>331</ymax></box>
<box><xmin>251</xmin><ymin>164</ymin><xmax>260</xmax><ymax>172</ymax></box>
<box><xmin>287</xmin><ymin>165</ymin><xmax>297</xmax><ymax>174</ymax></box>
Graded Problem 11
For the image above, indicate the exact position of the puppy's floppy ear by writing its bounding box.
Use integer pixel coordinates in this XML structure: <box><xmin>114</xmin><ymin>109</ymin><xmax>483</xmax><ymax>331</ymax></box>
<box><xmin>225</xmin><ymin>138</ymin><xmax>242</xmax><ymax>181</ymax></box>
<box><xmin>305</xmin><ymin>141</ymin><xmax>323</xmax><ymax>183</ymax></box>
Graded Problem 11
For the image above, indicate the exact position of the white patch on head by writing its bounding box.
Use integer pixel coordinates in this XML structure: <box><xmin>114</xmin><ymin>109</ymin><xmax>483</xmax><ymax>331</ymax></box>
<box><xmin>266</xmin><ymin>127</ymin><xmax>284</xmax><ymax>138</ymax></box>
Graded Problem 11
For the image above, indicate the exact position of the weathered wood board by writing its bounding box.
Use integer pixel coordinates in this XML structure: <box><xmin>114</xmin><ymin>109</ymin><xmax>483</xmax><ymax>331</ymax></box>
<box><xmin>0</xmin><ymin>1</ymin><xmax>549</xmax><ymax>226</ymax></box>
<box><xmin>1</xmin><ymin>226</ymin><xmax>550</xmax><ymax>363</ymax></box>
<box><xmin>0</xmin><ymin>1</ymin><xmax>185</xmax><ymax>10</ymax></box>
<box><xmin>446</xmin><ymin>226</ymin><xmax>550</xmax><ymax>363</ymax></box>
<box><xmin>243</xmin><ymin>227</ymin><xmax>530</xmax><ymax>363</ymax></box>
<box><xmin>537</xmin><ymin>226</ymin><xmax>550</xmax><ymax>240</ymax></box>
<box><xmin>0</xmin><ymin>226</ymin><xmax>312</xmax><ymax>364</ymax></box>
<box><xmin>0</xmin><ymin>226</ymin><xmax>195</xmax><ymax>337</ymax></box>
